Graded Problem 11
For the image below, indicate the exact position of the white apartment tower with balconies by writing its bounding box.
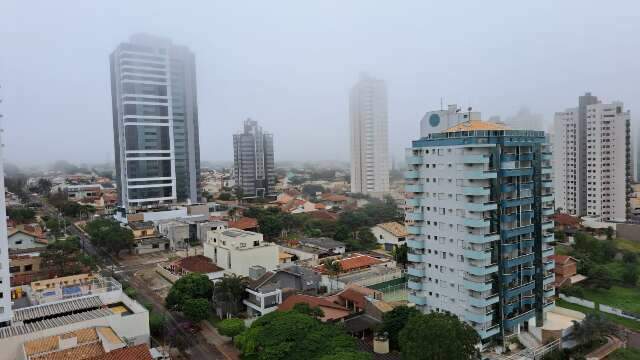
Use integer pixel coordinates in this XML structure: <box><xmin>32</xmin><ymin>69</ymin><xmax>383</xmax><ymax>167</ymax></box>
<box><xmin>349</xmin><ymin>74</ymin><xmax>389</xmax><ymax>196</ymax></box>
<box><xmin>553</xmin><ymin>93</ymin><xmax>631</xmax><ymax>221</ymax></box>
<box><xmin>0</xmin><ymin>124</ymin><xmax>11</xmax><ymax>326</ymax></box>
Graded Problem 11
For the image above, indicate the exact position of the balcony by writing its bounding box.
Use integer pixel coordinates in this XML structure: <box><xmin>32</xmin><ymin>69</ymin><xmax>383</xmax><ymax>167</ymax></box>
<box><xmin>541</xmin><ymin>167</ymin><xmax>552</xmax><ymax>175</ymax></box>
<box><xmin>543</xmin><ymin>273</ymin><xmax>555</xmax><ymax>286</ymax></box>
<box><xmin>407</xmin><ymin>253</ymin><xmax>425</xmax><ymax>263</ymax></box>
<box><xmin>466</xmin><ymin>233</ymin><xmax>500</xmax><ymax>244</ymax></box>
<box><xmin>468</xmin><ymin>294</ymin><xmax>499</xmax><ymax>308</ymax></box>
<box><xmin>500</xmin><ymin>168</ymin><xmax>533</xmax><ymax>177</ymax></box>
<box><xmin>405</xmin><ymin>184</ymin><xmax>424</xmax><ymax>193</ymax></box>
<box><xmin>504</xmin><ymin>309</ymin><xmax>535</xmax><ymax>329</ymax></box>
<box><xmin>519</xmin><ymin>153</ymin><xmax>534</xmax><ymax>161</ymax></box>
<box><xmin>405</xmin><ymin>212</ymin><xmax>424</xmax><ymax>221</ymax></box>
<box><xmin>463</xmin><ymin>217</ymin><xmax>491</xmax><ymax>228</ymax></box>
<box><xmin>405</xmin><ymin>198</ymin><xmax>420</xmax><ymax>207</ymax></box>
<box><xmin>463</xmin><ymin>170</ymin><xmax>497</xmax><ymax>179</ymax></box>
<box><xmin>501</xmin><ymin>197</ymin><xmax>534</xmax><ymax>208</ymax></box>
<box><xmin>408</xmin><ymin>292</ymin><xmax>427</xmax><ymax>306</ymax></box>
<box><xmin>462</xmin><ymin>186</ymin><xmax>491</xmax><ymax>196</ymax></box>
<box><xmin>504</xmin><ymin>281</ymin><xmax>536</xmax><ymax>299</ymax></box>
<box><xmin>544</xmin><ymin>287</ymin><xmax>556</xmax><ymax>298</ymax></box>
<box><xmin>408</xmin><ymin>279</ymin><xmax>423</xmax><ymax>290</ymax></box>
<box><xmin>542</xmin><ymin>246</ymin><xmax>554</xmax><ymax>258</ymax></box>
<box><xmin>543</xmin><ymin>233</ymin><xmax>554</xmax><ymax>243</ymax></box>
<box><xmin>521</xmin><ymin>266</ymin><xmax>535</xmax><ymax>277</ymax></box>
<box><xmin>467</xmin><ymin>263</ymin><xmax>499</xmax><ymax>276</ymax></box>
<box><xmin>544</xmin><ymin>260</ymin><xmax>555</xmax><ymax>271</ymax></box>
<box><xmin>501</xmin><ymin>183</ymin><xmax>516</xmax><ymax>193</ymax></box>
<box><xmin>463</xmin><ymin>278</ymin><xmax>493</xmax><ymax>292</ymax></box>
<box><xmin>542</xmin><ymin>221</ymin><xmax>554</xmax><ymax>231</ymax></box>
<box><xmin>501</xmin><ymin>213</ymin><xmax>517</xmax><ymax>223</ymax></box>
<box><xmin>477</xmin><ymin>324</ymin><xmax>501</xmax><ymax>339</ymax></box>
<box><xmin>463</xmin><ymin>155</ymin><xmax>490</xmax><ymax>164</ymax></box>
<box><xmin>502</xmin><ymin>225</ymin><xmax>535</xmax><ymax>239</ymax></box>
<box><xmin>407</xmin><ymin>225</ymin><xmax>422</xmax><ymax>235</ymax></box>
<box><xmin>464</xmin><ymin>248</ymin><xmax>492</xmax><ymax>260</ymax></box>
<box><xmin>542</xmin><ymin>153</ymin><xmax>552</xmax><ymax>161</ymax></box>
<box><xmin>407</xmin><ymin>239</ymin><xmax>425</xmax><ymax>249</ymax></box>
<box><xmin>407</xmin><ymin>156</ymin><xmax>422</xmax><ymax>165</ymax></box>
<box><xmin>504</xmin><ymin>253</ymin><xmax>534</xmax><ymax>268</ymax></box>
<box><xmin>407</xmin><ymin>265</ymin><xmax>426</xmax><ymax>277</ymax></box>
<box><xmin>465</xmin><ymin>309</ymin><xmax>495</xmax><ymax>323</ymax></box>
<box><xmin>520</xmin><ymin>182</ymin><xmax>534</xmax><ymax>192</ymax></box>
<box><xmin>542</xmin><ymin>195</ymin><xmax>554</xmax><ymax>203</ymax></box>
<box><xmin>465</xmin><ymin>202</ymin><xmax>497</xmax><ymax>212</ymax></box>
<box><xmin>404</xmin><ymin>170</ymin><xmax>419</xmax><ymax>179</ymax></box>
<box><xmin>542</xmin><ymin>207</ymin><xmax>554</xmax><ymax>216</ymax></box>
<box><xmin>522</xmin><ymin>295</ymin><xmax>536</xmax><ymax>307</ymax></box>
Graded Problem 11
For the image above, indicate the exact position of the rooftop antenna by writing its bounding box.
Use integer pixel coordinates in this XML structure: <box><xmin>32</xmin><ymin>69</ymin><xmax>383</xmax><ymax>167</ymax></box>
<box><xmin>468</xmin><ymin>106</ymin><xmax>473</xmax><ymax>122</ymax></box>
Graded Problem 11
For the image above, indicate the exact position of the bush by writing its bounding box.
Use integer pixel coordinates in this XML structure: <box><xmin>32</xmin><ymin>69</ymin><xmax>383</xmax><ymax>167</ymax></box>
<box><xmin>183</xmin><ymin>298</ymin><xmax>211</xmax><ymax>322</ymax></box>
<box><xmin>217</xmin><ymin>318</ymin><xmax>245</xmax><ymax>339</ymax></box>
<box><xmin>124</xmin><ymin>287</ymin><xmax>137</xmax><ymax>299</ymax></box>
<box><xmin>149</xmin><ymin>312</ymin><xmax>166</xmax><ymax>337</ymax></box>
<box><xmin>561</xmin><ymin>285</ymin><xmax>585</xmax><ymax>298</ymax></box>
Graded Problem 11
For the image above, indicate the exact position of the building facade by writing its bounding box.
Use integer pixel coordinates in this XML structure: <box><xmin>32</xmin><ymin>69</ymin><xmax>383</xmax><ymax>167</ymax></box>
<box><xmin>232</xmin><ymin>119</ymin><xmax>276</xmax><ymax>198</ymax></box>
<box><xmin>110</xmin><ymin>34</ymin><xmax>201</xmax><ymax>210</ymax></box>
<box><xmin>349</xmin><ymin>74</ymin><xmax>389</xmax><ymax>196</ymax></box>
<box><xmin>204</xmin><ymin>228</ymin><xmax>279</xmax><ymax>276</ymax></box>
<box><xmin>553</xmin><ymin>93</ymin><xmax>631</xmax><ymax>221</ymax></box>
<box><xmin>404</xmin><ymin>120</ymin><xmax>555</xmax><ymax>345</ymax></box>
<box><xmin>0</xmin><ymin>126</ymin><xmax>11</xmax><ymax>326</ymax></box>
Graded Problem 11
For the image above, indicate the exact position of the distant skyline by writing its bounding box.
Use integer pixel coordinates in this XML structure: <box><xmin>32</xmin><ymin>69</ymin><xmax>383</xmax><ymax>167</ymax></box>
<box><xmin>2</xmin><ymin>1</ymin><xmax>639</xmax><ymax>166</ymax></box>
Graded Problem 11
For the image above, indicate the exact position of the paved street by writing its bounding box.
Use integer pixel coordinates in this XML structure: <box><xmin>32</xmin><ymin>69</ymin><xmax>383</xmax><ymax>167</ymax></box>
<box><xmin>67</xmin><ymin>218</ymin><xmax>228</xmax><ymax>359</ymax></box>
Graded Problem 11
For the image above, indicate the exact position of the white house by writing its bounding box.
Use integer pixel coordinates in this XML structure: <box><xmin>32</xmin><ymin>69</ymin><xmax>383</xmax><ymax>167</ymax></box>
<box><xmin>371</xmin><ymin>222</ymin><xmax>407</xmax><ymax>251</ymax></box>
<box><xmin>203</xmin><ymin>228</ymin><xmax>279</xmax><ymax>277</ymax></box>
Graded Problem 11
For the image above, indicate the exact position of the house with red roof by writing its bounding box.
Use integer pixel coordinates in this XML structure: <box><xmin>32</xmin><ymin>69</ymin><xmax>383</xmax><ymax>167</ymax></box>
<box><xmin>278</xmin><ymin>294</ymin><xmax>350</xmax><ymax>322</ymax></box>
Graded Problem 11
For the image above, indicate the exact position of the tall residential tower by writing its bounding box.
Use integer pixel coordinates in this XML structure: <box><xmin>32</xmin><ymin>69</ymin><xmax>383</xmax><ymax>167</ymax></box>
<box><xmin>0</xmin><ymin>118</ymin><xmax>11</xmax><ymax>326</ymax></box>
<box><xmin>110</xmin><ymin>34</ymin><xmax>201</xmax><ymax>210</ymax></box>
<box><xmin>349</xmin><ymin>74</ymin><xmax>389</xmax><ymax>196</ymax></box>
<box><xmin>553</xmin><ymin>93</ymin><xmax>631</xmax><ymax>221</ymax></box>
<box><xmin>233</xmin><ymin>119</ymin><xmax>276</xmax><ymax>198</ymax></box>
<box><xmin>405</xmin><ymin>119</ymin><xmax>555</xmax><ymax>345</ymax></box>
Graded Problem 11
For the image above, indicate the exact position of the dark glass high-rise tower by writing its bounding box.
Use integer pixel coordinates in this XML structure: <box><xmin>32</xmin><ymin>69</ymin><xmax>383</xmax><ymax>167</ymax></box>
<box><xmin>110</xmin><ymin>34</ymin><xmax>200</xmax><ymax>210</ymax></box>
<box><xmin>233</xmin><ymin>119</ymin><xmax>275</xmax><ymax>198</ymax></box>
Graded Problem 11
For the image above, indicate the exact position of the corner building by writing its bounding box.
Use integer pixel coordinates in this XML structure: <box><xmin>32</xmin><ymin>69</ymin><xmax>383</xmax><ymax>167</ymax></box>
<box><xmin>404</xmin><ymin>120</ymin><xmax>555</xmax><ymax>345</ymax></box>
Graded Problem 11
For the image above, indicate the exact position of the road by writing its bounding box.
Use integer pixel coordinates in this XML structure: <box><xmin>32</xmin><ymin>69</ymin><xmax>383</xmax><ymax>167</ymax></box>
<box><xmin>64</xmin><ymin>214</ymin><xmax>228</xmax><ymax>359</ymax></box>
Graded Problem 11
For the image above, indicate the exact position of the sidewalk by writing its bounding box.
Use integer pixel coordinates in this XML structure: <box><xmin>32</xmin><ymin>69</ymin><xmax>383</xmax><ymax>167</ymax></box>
<box><xmin>586</xmin><ymin>336</ymin><xmax>625</xmax><ymax>360</ymax></box>
<box><xmin>200</xmin><ymin>320</ymin><xmax>241</xmax><ymax>360</ymax></box>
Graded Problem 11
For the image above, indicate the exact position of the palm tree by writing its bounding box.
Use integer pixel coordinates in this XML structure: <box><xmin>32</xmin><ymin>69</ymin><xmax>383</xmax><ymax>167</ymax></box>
<box><xmin>213</xmin><ymin>274</ymin><xmax>249</xmax><ymax>318</ymax></box>
<box><xmin>323</xmin><ymin>259</ymin><xmax>342</xmax><ymax>292</ymax></box>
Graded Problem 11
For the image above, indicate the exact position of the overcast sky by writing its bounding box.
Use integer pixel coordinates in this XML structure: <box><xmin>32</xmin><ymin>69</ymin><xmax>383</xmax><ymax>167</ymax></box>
<box><xmin>1</xmin><ymin>1</ymin><xmax>639</xmax><ymax>166</ymax></box>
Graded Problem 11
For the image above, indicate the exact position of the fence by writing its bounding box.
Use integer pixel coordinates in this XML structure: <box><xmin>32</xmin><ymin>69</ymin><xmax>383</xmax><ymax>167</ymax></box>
<box><xmin>558</xmin><ymin>294</ymin><xmax>595</xmax><ymax>309</ymax></box>
<box><xmin>560</xmin><ymin>294</ymin><xmax>640</xmax><ymax>322</ymax></box>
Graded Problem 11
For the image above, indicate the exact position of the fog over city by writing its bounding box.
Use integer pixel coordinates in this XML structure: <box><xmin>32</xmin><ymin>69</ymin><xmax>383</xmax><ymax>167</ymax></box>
<box><xmin>1</xmin><ymin>0</ymin><xmax>639</xmax><ymax>166</ymax></box>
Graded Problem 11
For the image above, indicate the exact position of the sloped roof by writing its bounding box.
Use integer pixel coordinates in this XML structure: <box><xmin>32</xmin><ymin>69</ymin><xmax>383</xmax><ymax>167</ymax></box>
<box><xmin>88</xmin><ymin>344</ymin><xmax>153</xmax><ymax>360</ymax></box>
<box><xmin>443</xmin><ymin>120</ymin><xmax>510</xmax><ymax>132</ymax></box>
<box><xmin>552</xmin><ymin>213</ymin><xmax>581</xmax><ymax>227</ymax></box>
<box><xmin>321</xmin><ymin>193</ymin><xmax>349</xmax><ymax>202</ymax></box>
<box><xmin>376</xmin><ymin>222</ymin><xmax>408</xmax><ymax>237</ymax></box>
<box><xmin>318</xmin><ymin>254</ymin><xmax>384</xmax><ymax>273</ymax></box>
<box><xmin>175</xmin><ymin>255</ymin><xmax>223</xmax><ymax>274</ymax></box>
<box><xmin>229</xmin><ymin>217</ymin><xmax>258</xmax><ymax>230</ymax></box>
<box><xmin>308</xmin><ymin>210</ymin><xmax>339</xmax><ymax>221</ymax></box>
<box><xmin>551</xmin><ymin>255</ymin><xmax>577</xmax><ymax>265</ymax></box>
<box><xmin>279</xmin><ymin>294</ymin><xmax>349</xmax><ymax>312</ymax></box>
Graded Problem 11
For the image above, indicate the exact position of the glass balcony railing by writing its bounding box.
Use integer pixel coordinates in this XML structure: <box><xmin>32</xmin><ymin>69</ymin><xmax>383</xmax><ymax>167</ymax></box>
<box><xmin>463</xmin><ymin>154</ymin><xmax>490</xmax><ymax>164</ymax></box>
<box><xmin>467</xmin><ymin>263</ymin><xmax>499</xmax><ymax>276</ymax></box>
<box><xmin>466</xmin><ymin>232</ymin><xmax>500</xmax><ymax>244</ymax></box>
<box><xmin>542</xmin><ymin>246</ymin><xmax>554</xmax><ymax>258</ymax></box>
<box><xmin>407</xmin><ymin>225</ymin><xmax>423</xmax><ymax>235</ymax></box>
<box><xmin>463</xmin><ymin>217</ymin><xmax>491</xmax><ymax>228</ymax></box>
<box><xmin>408</xmin><ymin>292</ymin><xmax>427</xmax><ymax>305</ymax></box>
<box><xmin>504</xmin><ymin>281</ymin><xmax>536</xmax><ymax>299</ymax></box>
<box><xmin>462</xmin><ymin>186</ymin><xmax>491</xmax><ymax>196</ymax></box>
<box><xmin>465</xmin><ymin>202</ymin><xmax>497</xmax><ymax>212</ymax></box>
<box><xmin>504</xmin><ymin>309</ymin><xmax>535</xmax><ymax>329</ymax></box>
<box><xmin>468</xmin><ymin>293</ymin><xmax>499</xmax><ymax>308</ymax></box>
<box><xmin>464</xmin><ymin>248</ymin><xmax>493</xmax><ymax>260</ymax></box>
<box><xmin>503</xmin><ymin>253</ymin><xmax>534</xmax><ymax>268</ymax></box>
<box><xmin>407</xmin><ymin>253</ymin><xmax>424</xmax><ymax>263</ymax></box>
<box><xmin>405</xmin><ymin>184</ymin><xmax>424</xmax><ymax>193</ymax></box>
<box><xmin>405</xmin><ymin>212</ymin><xmax>423</xmax><ymax>221</ymax></box>
<box><xmin>407</xmin><ymin>265</ymin><xmax>426</xmax><ymax>277</ymax></box>
<box><xmin>475</xmin><ymin>323</ymin><xmax>501</xmax><ymax>339</ymax></box>
<box><xmin>408</xmin><ymin>279</ymin><xmax>423</xmax><ymax>290</ymax></box>
<box><xmin>463</xmin><ymin>170</ymin><xmax>497</xmax><ymax>179</ymax></box>
<box><xmin>463</xmin><ymin>278</ymin><xmax>494</xmax><ymax>292</ymax></box>
<box><xmin>407</xmin><ymin>156</ymin><xmax>422</xmax><ymax>165</ymax></box>
<box><xmin>404</xmin><ymin>170</ymin><xmax>419</xmax><ymax>179</ymax></box>
<box><xmin>407</xmin><ymin>239</ymin><xmax>425</xmax><ymax>249</ymax></box>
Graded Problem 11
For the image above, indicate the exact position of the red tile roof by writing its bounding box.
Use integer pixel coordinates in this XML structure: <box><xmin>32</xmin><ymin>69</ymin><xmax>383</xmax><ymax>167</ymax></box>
<box><xmin>552</xmin><ymin>213</ymin><xmax>581</xmax><ymax>227</ymax></box>
<box><xmin>337</xmin><ymin>286</ymin><xmax>378</xmax><ymax>310</ymax></box>
<box><xmin>229</xmin><ymin>217</ymin><xmax>258</xmax><ymax>230</ymax></box>
<box><xmin>308</xmin><ymin>210</ymin><xmax>339</xmax><ymax>221</ymax></box>
<box><xmin>175</xmin><ymin>255</ymin><xmax>223</xmax><ymax>274</ymax></box>
<box><xmin>88</xmin><ymin>344</ymin><xmax>153</xmax><ymax>360</ymax></box>
<box><xmin>279</xmin><ymin>294</ymin><xmax>349</xmax><ymax>312</ymax></box>
<box><xmin>551</xmin><ymin>255</ymin><xmax>577</xmax><ymax>265</ymax></box>
<box><xmin>321</xmin><ymin>193</ymin><xmax>349</xmax><ymax>202</ymax></box>
<box><xmin>318</xmin><ymin>254</ymin><xmax>385</xmax><ymax>273</ymax></box>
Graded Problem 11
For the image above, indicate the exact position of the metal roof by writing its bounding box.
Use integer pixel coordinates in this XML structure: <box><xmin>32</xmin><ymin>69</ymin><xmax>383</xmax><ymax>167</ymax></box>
<box><xmin>13</xmin><ymin>296</ymin><xmax>103</xmax><ymax>322</ymax></box>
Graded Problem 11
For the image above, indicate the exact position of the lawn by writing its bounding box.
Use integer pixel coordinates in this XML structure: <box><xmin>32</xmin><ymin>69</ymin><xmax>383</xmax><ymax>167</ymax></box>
<box><xmin>556</xmin><ymin>299</ymin><xmax>640</xmax><ymax>332</ymax></box>
<box><xmin>614</xmin><ymin>238</ymin><xmax>640</xmax><ymax>254</ymax></box>
<box><xmin>608</xmin><ymin>348</ymin><xmax>640</xmax><ymax>360</ymax></box>
<box><xmin>577</xmin><ymin>286</ymin><xmax>640</xmax><ymax>314</ymax></box>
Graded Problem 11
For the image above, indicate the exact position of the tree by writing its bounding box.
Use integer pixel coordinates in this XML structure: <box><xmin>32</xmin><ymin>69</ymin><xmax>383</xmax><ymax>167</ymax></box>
<box><xmin>36</xmin><ymin>178</ymin><xmax>52</xmax><ymax>195</ymax></box>
<box><xmin>149</xmin><ymin>312</ymin><xmax>167</xmax><ymax>337</ymax></box>
<box><xmin>6</xmin><ymin>207</ymin><xmax>35</xmax><ymax>224</ymax></box>
<box><xmin>399</xmin><ymin>312</ymin><xmax>479</xmax><ymax>360</ymax></box>
<box><xmin>217</xmin><ymin>318</ymin><xmax>246</xmax><ymax>340</ymax></box>
<box><xmin>259</xmin><ymin>214</ymin><xmax>284</xmax><ymax>240</ymax></box>
<box><xmin>165</xmin><ymin>273</ymin><xmax>214</xmax><ymax>312</ymax></box>
<box><xmin>183</xmin><ymin>298</ymin><xmax>211</xmax><ymax>322</ymax></box>
<box><xmin>605</xmin><ymin>226</ymin><xmax>614</xmax><ymax>241</ymax></box>
<box><xmin>85</xmin><ymin>218</ymin><xmax>135</xmax><ymax>257</ymax></box>
<box><xmin>381</xmin><ymin>305</ymin><xmax>421</xmax><ymax>350</ymax></box>
<box><xmin>302</xmin><ymin>184</ymin><xmax>325</xmax><ymax>197</ymax></box>
<box><xmin>212</xmin><ymin>274</ymin><xmax>248</xmax><ymax>317</ymax></box>
<box><xmin>235</xmin><ymin>310</ymin><xmax>369</xmax><ymax>360</ymax></box>
<box><xmin>292</xmin><ymin>302</ymin><xmax>325</xmax><ymax>319</ymax></box>
<box><xmin>554</xmin><ymin>230</ymin><xmax>566</xmax><ymax>242</ymax></box>
<box><xmin>623</xmin><ymin>252</ymin><xmax>637</xmax><ymax>264</ymax></box>
<box><xmin>40</xmin><ymin>236</ymin><xmax>82</xmax><ymax>275</ymax></box>
<box><xmin>392</xmin><ymin>243</ymin><xmax>408</xmax><ymax>267</ymax></box>
<box><xmin>218</xmin><ymin>192</ymin><xmax>232</xmax><ymax>201</ymax></box>
<box><xmin>319</xmin><ymin>353</ymin><xmax>371</xmax><ymax>360</ymax></box>
<box><xmin>572</xmin><ymin>313</ymin><xmax>617</xmax><ymax>346</ymax></box>
<box><xmin>622</xmin><ymin>266</ymin><xmax>638</xmax><ymax>286</ymax></box>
